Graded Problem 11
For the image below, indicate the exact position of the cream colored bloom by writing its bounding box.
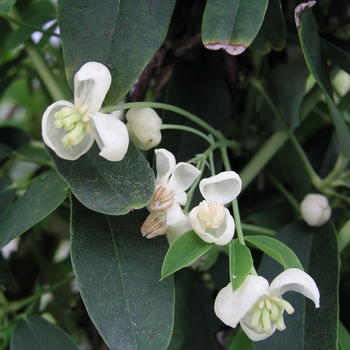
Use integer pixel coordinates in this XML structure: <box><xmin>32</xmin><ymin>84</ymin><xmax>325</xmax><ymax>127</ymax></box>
<box><xmin>189</xmin><ymin>171</ymin><xmax>242</xmax><ymax>245</ymax></box>
<box><xmin>126</xmin><ymin>108</ymin><xmax>162</xmax><ymax>150</ymax></box>
<box><xmin>214</xmin><ymin>269</ymin><xmax>320</xmax><ymax>341</ymax></box>
<box><xmin>300</xmin><ymin>193</ymin><xmax>331</xmax><ymax>227</ymax></box>
<box><xmin>42</xmin><ymin>62</ymin><xmax>129</xmax><ymax>161</ymax></box>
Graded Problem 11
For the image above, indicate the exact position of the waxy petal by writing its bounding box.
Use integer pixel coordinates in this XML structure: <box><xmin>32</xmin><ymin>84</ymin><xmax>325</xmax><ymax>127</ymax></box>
<box><xmin>42</xmin><ymin>100</ymin><xmax>94</xmax><ymax>160</ymax></box>
<box><xmin>200</xmin><ymin>171</ymin><xmax>242</xmax><ymax>204</ymax></box>
<box><xmin>240</xmin><ymin>320</ymin><xmax>277</xmax><ymax>341</ymax></box>
<box><xmin>166</xmin><ymin>202</ymin><xmax>189</xmax><ymax>227</ymax></box>
<box><xmin>89</xmin><ymin>112</ymin><xmax>129</xmax><ymax>161</ymax></box>
<box><xmin>214</xmin><ymin>276</ymin><xmax>269</xmax><ymax>328</ymax></box>
<box><xmin>167</xmin><ymin>162</ymin><xmax>201</xmax><ymax>197</ymax></box>
<box><xmin>155</xmin><ymin>148</ymin><xmax>176</xmax><ymax>185</ymax></box>
<box><xmin>269</xmin><ymin>268</ymin><xmax>320</xmax><ymax>308</ymax></box>
<box><xmin>189</xmin><ymin>207</ymin><xmax>235</xmax><ymax>245</ymax></box>
<box><xmin>74</xmin><ymin>62</ymin><xmax>111</xmax><ymax>113</ymax></box>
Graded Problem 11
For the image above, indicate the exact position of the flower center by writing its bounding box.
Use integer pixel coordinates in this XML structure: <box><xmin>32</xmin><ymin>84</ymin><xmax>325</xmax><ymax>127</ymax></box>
<box><xmin>141</xmin><ymin>211</ymin><xmax>169</xmax><ymax>239</ymax></box>
<box><xmin>249</xmin><ymin>296</ymin><xmax>294</xmax><ymax>335</ymax></box>
<box><xmin>149</xmin><ymin>185</ymin><xmax>174</xmax><ymax>211</ymax></box>
<box><xmin>53</xmin><ymin>103</ymin><xmax>90</xmax><ymax>148</ymax></box>
<box><xmin>198</xmin><ymin>201</ymin><xmax>225</xmax><ymax>229</ymax></box>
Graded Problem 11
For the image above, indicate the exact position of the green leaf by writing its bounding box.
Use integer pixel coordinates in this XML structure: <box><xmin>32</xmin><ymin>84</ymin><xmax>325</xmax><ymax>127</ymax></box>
<box><xmin>49</xmin><ymin>142</ymin><xmax>154</xmax><ymax>215</ymax></box>
<box><xmin>338</xmin><ymin>322</ymin><xmax>350</xmax><ymax>350</ymax></box>
<box><xmin>58</xmin><ymin>0</ymin><xmax>176</xmax><ymax>103</ymax></box>
<box><xmin>5</xmin><ymin>0</ymin><xmax>57</xmax><ymax>52</ymax></box>
<box><xmin>0</xmin><ymin>172</ymin><xmax>69</xmax><ymax>249</ymax></box>
<box><xmin>254</xmin><ymin>221</ymin><xmax>338</xmax><ymax>350</ymax></box>
<box><xmin>245</xmin><ymin>235</ymin><xmax>303</xmax><ymax>271</ymax></box>
<box><xmin>296</xmin><ymin>3</ymin><xmax>350</xmax><ymax>157</ymax></box>
<box><xmin>161</xmin><ymin>230</ymin><xmax>213</xmax><ymax>279</ymax></box>
<box><xmin>71</xmin><ymin>198</ymin><xmax>174</xmax><ymax>350</ymax></box>
<box><xmin>229</xmin><ymin>328</ymin><xmax>253</xmax><ymax>350</ymax></box>
<box><xmin>229</xmin><ymin>240</ymin><xmax>253</xmax><ymax>290</ymax></box>
<box><xmin>11</xmin><ymin>314</ymin><xmax>79</xmax><ymax>350</ymax></box>
<box><xmin>250</xmin><ymin>0</ymin><xmax>286</xmax><ymax>55</ymax></box>
<box><xmin>201</xmin><ymin>0</ymin><xmax>268</xmax><ymax>55</ymax></box>
<box><xmin>0</xmin><ymin>0</ymin><xmax>16</xmax><ymax>15</ymax></box>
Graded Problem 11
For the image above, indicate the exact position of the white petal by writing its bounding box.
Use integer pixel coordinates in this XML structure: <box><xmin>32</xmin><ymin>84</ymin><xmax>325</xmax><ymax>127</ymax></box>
<box><xmin>269</xmin><ymin>268</ymin><xmax>320</xmax><ymax>308</ymax></box>
<box><xmin>74</xmin><ymin>62</ymin><xmax>111</xmax><ymax>113</ymax></box>
<box><xmin>200</xmin><ymin>171</ymin><xmax>242</xmax><ymax>204</ymax></box>
<box><xmin>167</xmin><ymin>162</ymin><xmax>201</xmax><ymax>196</ymax></box>
<box><xmin>166</xmin><ymin>202</ymin><xmax>189</xmax><ymax>227</ymax></box>
<box><xmin>166</xmin><ymin>221</ymin><xmax>192</xmax><ymax>245</ymax></box>
<box><xmin>189</xmin><ymin>207</ymin><xmax>234</xmax><ymax>245</ymax></box>
<box><xmin>240</xmin><ymin>320</ymin><xmax>276</xmax><ymax>341</ymax></box>
<box><xmin>89</xmin><ymin>112</ymin><xmax>129</xmax><ymax>161</ymax></box>
<box><xmin>42</xmin><ymin>101</ymin><xmax>94</xmax><ymax>160</ymax></box>
<box><xmin>214</xmin><ymin>276</ymin><xmax>269</xmax><ymax>328</ymax></box>
<box><xmin>155</xmin><ymin>148</ymin><xmax>176</xmax><ymax>186</ymax></box>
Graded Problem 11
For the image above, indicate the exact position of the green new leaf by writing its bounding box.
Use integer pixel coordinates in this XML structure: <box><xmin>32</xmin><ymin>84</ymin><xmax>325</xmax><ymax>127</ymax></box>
<box><xmin>58</xmin><ymin>0</ymin><xmax>176</xmax><ymax>103</ymax></box>
<box><xmin>296</xmin><ymin>4</ymin><xmax>350</xmax><ymax>157</ymax></box>
<box><xmin>229</xmin><ymin>240</ymin><xmax>253</xmax><ymax>290</ymax></box>
<box><xmin>0</xmin><ymin>172</ymin><xmax>69</xmax><ymax>249</ymax></box>
<box><xmin>161</xmin><ymin>231</ymin><xmax>213</xmax><ymax>279</ymax></box>
<box><xmin>11</xmin><ymin>314</ymin><xmax>79</xmax><ymax>350</ymax></box>
<box><xmin>71</xmin><ymin>198</ymin><xmax>174</xmax><ymax>350</ymax></box>
<box><xmin>245</xmin><ymin>235</ymin><xmax>303</xmax><ymax>271</ymax></box>
<box><xmin>49</xmin><ymin>142</ymin><xmax>154</xmax><ymax>215</ymax></box>
<box><xmin>202</xmin><ymin>0</ymin><xmax>268</xmax><ymax>55</ymax></box>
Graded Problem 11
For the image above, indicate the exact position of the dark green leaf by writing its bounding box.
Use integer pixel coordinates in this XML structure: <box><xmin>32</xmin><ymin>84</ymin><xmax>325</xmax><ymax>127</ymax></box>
<box><xmin>49</xmin><ymin>142</ymin><xmax>154</xmax><ymax>215</ymax></box>
<box><xmin>11</xmin><ymin>314</ymin><xmax>79</xmax><ymax>350</ymax></box>
<box><xmin>161</xmin><ymin>230</ymin><xmax>213</xmax><ymax>279</ymax></box>
<box><xmin>250</xmin><ymin>0</ymin><xmax>286</xmax><ymax>55</ymax></box>
<box><xmin>0</xmin><ymin>0</ymin><xmax>16</xmax><ymax>15</ymax></box>
<box><xmin>254</xmin><ymin>221</ymin><xmax>338</xmax><ymax>350</ymax></box>
<box><xmin>245</xmin><ymin>235</ymin><xmax>303</xmax><ymax>271</ymax></box>
<box><xmin>296</xmin><ymin>4</ymin><xmax>350</xmax><ymax>157</ymax></box>
<box><xmin>71</xmin><ymin>198</ymin><xmax>174</xmax><ymax>350</ymax></box>
<box><xmin>0</xmin><ymin>172</ymin><xmax>69</xmax><ymax>249</ymax></box>
<box><xmin>322</xmin><ymin>38</ymin><xmax>350</xmax><ymax>75</ymax></box>
<box><xmin>202</xmin><ymin>0</ymin><xmax>268</xmax><ymax>55</ymax></box>
<box><xmin>230</xmin><ymin>240</ymin><xmax>253</xmax><ymax>290</ymax></box>
<box><xmin>0</xmin><ymin>177</ymin><xmax>15</xmax><ymax>214</ymax></box>
<box><xmin>58</xmin><ymin>0</ymin><xmax>176</xmax><ymax>103</ymax></box>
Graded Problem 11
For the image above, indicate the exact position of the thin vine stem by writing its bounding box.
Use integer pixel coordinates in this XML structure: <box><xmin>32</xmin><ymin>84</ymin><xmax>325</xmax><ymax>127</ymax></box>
<box><xmin>100</xmin><ymin>102</ymin><xmax>222</xmax><ymax>139</ymax></box>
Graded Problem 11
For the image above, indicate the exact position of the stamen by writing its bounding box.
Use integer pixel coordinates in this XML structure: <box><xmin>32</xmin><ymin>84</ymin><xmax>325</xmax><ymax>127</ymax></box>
<box><xmin>150</xmin><ymin>185</ymin><xmax>174</xmax><ymax>211</ymax></box>
<box><xmin>63</xmin><ymin>113</ymin><xmax>83</xmax><ymax>128</ymax></box>
<box><xmin>141</xmin><ymin>212</ymin><xmax>169</xmax><ymax>238</ymax></box>
<box><xmin>262</xmin><ymin>307</ymin><xmax>272</xmax><ymax>332</ymax></box>
<box><xmin>68</xmin><ymin>121</ymin><xmax>85</xmax><ymax>142</ymax></box>
<box><xmin>251</xmin><ymin>306</ymin><xmax>263</xmax><ymax>328</ymax></box>
<box><xmin>198</xmin><ymin>201</ymin><xmax>225</xmax><ymax>229</ymax></box>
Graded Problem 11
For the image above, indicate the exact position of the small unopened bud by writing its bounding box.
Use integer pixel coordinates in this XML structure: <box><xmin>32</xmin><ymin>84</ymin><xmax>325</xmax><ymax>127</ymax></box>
<box><xmin>126</xmin><ymin>108</ymin><xmax>162</xmax><ymax>150</ymax></box>
<box><xmin>300</xmin><ymin>193</ymin><xmax>331</xmax><ymax>227</ymax></box>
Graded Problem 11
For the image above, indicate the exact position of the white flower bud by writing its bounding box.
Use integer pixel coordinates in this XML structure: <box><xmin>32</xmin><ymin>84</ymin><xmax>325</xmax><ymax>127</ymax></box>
<box><xmin>300</xmin><ymin>193</ymin><xmax>331</xmax><ymax>227</ymax></box>
<box><xmin>126</xmin><ymin>108</ymin><xmax>162</xmax><ymax>150</ymax></box>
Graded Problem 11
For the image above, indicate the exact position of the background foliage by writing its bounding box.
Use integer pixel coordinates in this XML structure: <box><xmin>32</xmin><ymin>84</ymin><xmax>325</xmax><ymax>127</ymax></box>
<box><xmin>0</xmin><ymin>0</ymin><xmax>350</xmax><ymax>349</ymax></box>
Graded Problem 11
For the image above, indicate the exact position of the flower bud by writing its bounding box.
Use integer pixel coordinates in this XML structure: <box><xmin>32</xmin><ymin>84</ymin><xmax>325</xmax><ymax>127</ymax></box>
<box><xmin>126</xmin><ymin>108</ymin><xmax>162</xmax><ymax>150</ymax></box>
<box><xmin>300</xmin><ymin>193</ymin><xmax>331</xmax><ymax>227</ymax></box>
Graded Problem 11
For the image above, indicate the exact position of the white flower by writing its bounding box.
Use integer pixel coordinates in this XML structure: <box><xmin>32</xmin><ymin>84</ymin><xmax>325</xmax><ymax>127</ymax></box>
<box><xmin>126</xmin><ymin>108</ymin><xmax>162</xmax><ymax>150</ymax></box>
<box><xmin>141</xmin><ymin>149</ymin><xmax>201</xmax><ymax>239</ymax></box>
<box><xmin>300</xmin><ymin>193</ymin><xmax>332</xmax><ymax>227</ymax></box>
<box><xmin>42</xmin><ymin>62</ymin><xmax>129</xmax><ymax>161</ymax></box>
<box><xmin>150</xmin><ymin>148</ymin><xmax>201</xmax><ymax>227</ymax></box>
<box><xmin>214</xmin><ymin>268</ymin><xmax>320</xmax><ymax>341</ymax></box>
<box><xmin>189</xmin><ymin>171</ymin><xmax>241</xmax><ymax>245</ymax></box>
